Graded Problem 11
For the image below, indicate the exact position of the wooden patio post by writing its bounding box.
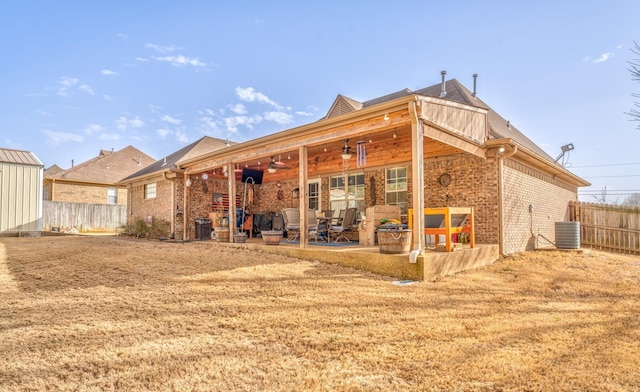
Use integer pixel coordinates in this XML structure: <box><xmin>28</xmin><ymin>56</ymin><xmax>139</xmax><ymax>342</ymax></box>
<box><xmin>228</xmin><ymin>163</ymin><xmax>236</xmax><ymax>242</ymax></box>
<box><xmin>410</xmin><ymin>99</ymin><xmax>425</xmax><ymax>256</ymax></box>
<box><xmin>299</xmin><ymin>146</ymin><xmax>308</xmax><ymax>247</ymax></box>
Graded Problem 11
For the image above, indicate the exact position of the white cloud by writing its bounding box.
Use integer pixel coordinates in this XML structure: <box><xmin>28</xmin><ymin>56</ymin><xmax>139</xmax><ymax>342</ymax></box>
<box><xmin>199</xmin><ymin>116</ymin><xmax>220</xmax><ymax>131</ymax></box>
<box><xmin>42</xmin><ymin>129</ymin><xmax>83</xmax><ymax>146</ymax></box>
<box><xmin>161</xmin><ymin>114</ymin><xmax>182</xmax><ymax>125</ymax></box>
<box><xmin>224</xmin><ymin>115</ymin><xmax>263</xmax><ymax>133</ymax></box>
<box><xmin>59</xmin><ymin>77</ymin><xmax>78</xmax><ymax>87</ymax></box>
<box><xmin>136</xmin><ymin>57</ymin><xmax>149</xmax><ymax>62</ymax></box>
<box><xmin>57</xmin><ymin>77</ymin><xmax>79</xmax><ymax>97</ymax></box>
<box><xmin>145</xmin><ymin>43</ymin><xmax>183</xmax><ymax>53</ymax></box>
<box><xmin>79</xmin><ymin>84</ymin><xmax>94</xmax><ymax>95</ymax></box>
<box><xmin>295</xmin><ymin>111</ymin><xmax>314</xmax><ymax>116</ymax></box>
<box><xmin>103</xmin><ymin>94</ymin><xmax>113</xmax><ymax>101</ymax></box>
<box><xmin>593</xmin><ymin>52</ymin><xmax>613</xmax><ymax>63</ymax></box>
<box><xmin>83</xmin><ymin>124</ymin><xmax>104</xmax><ymax>135</ymax></box>
<box><xmin>264</xmin><ymin>111</ymin><xmax>293</xmax><ymax>125</ymax></box>
<box><xmin>175</xmin><ymin>128</ymin><xmax>189</xmax><ymax>143</ymax></box>
<box><xmin>229</xmin><ymin>103</ymin><xmax>247</xmax><ymax>114</ymax></box>
<box><xmin>99</xmin><ymin>133</ymin><xmax>121</xmax><ymax>141</ymax></box>
<box><xmin>56</xmin><ymin>77</ymin><xmax>94</xmax><ymax>97</ymax></box>
<box><xmin>148</xmin><ymin>104</ymin><xmax>161</xmax><ymax>113</ymax></box>
<box><xmin>235</xmin><ymin>87</ymin><xmax>279</xmax><ymax>107</ymax></box>
<box><xmin>117</xmin><ymin>33</ymin><xmax>127</xmax><ymax>40</ymax></box>
<box><xmin>115</xmin><ymin>116</ymin><xmax>145</xmax><ymax>131</ymax></box>
<box><xmin>129</xmin><ymin>117</ymin><xmax>144</xmax><ymax>128</ymax></box>
<box><xmin>157</xmin><ymin>128</ymin><xmax>172</xmax><ymax>139</ymax></box>
<box><xmin>153</xmin><ymin>55</ymin><xmax>206</xmax><ymax>67</ymax></box>
<box><xmin>36</xmin><ymin>110</ymin><xmax>52</xmax><ymax>117</ymax></box>
<box><xmin>101</xmin><ymin>69</ymin><xmax>119</xmax><ymax>76</ymax></box>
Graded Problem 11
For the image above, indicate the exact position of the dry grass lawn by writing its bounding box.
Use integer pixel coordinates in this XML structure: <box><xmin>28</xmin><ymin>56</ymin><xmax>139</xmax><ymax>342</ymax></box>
<box><xmin>1</xmin><ymin>235</ymin><xmax>639</xmax><ymax>391</ymax></box>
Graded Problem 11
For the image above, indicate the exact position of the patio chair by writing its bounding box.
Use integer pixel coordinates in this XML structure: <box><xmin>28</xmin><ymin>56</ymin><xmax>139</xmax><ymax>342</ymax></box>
<box><xmin>307</xmin><ymin>209</ymin><xmax>327</xmax><ymax>242</ymax></box>
<box><xmin>331</xmin><ymin>209</ymin><xmax>346</xmax><ymax>226</ymax></box>
<box><xmin>282</xmin><ymin>208</ymin><xmax>300</xmax><ymax>241</ymax></box>
<box><xmin>322</xmin><ymin>210</ymin><xmax>334</xmax><ymax>220</ymax></box>
<box><xmin>328</xmin><ymin>207</ymin><xmax>357</xmax><ymax>243</ymax></box>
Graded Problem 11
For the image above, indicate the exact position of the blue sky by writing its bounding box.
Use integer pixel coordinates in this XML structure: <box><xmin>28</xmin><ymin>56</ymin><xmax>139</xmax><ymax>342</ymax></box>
<box><xmin>1</xmin><ymin>1</ymin><xmax>639</xmax><ymax>202</ymax></box>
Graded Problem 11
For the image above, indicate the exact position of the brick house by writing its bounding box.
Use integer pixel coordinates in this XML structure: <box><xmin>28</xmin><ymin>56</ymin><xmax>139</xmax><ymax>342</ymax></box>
<box><xmin>118</xmin><ymin>137</ymin><xmax>234</xmax><ymax>240</ymax></box>
<box><xmin>43</xmin><ymin>146</ymin><xmax>154</xmax><ymax>205</ymax></box>
<box><xmin>144</xmin><ymin>74</ymin><xmax>590</xmax><ymax>257</ymax></box>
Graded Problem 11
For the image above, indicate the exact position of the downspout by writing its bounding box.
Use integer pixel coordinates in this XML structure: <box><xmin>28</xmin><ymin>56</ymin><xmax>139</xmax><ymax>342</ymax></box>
<box><xmin>409</xmin><ymin>97</ymin><xmax>425</xmax><ymax>263</ymax></box>
<box><xmin>37</xmin><ymin>166</ymin><xmax>43</xmax><ymax>231</ymax></box>
<box><xmin>163</xmin><ymin>171</ymin><xmax>175</xmax><ymax>237</ymax></box>
<box><xmin>183</xmin><ymin>175</ymin><xmax>189</xmax><ymax>241</ymax></box>
<box><xmin>127</xmin><ymin>183</ymin><xmax>133</xmax><ymax>222</ymax></box>
<box><xmin>497</xmin><ymin>144</ymin><xmax>517</xmax><ymax>256</ymax></box>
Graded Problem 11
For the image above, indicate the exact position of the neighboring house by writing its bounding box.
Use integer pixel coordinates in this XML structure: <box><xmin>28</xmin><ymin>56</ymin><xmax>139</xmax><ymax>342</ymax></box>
<box><xmin>118</xmin><ymin>137</ymin><xmax>235</xmax><ymax>240</ymax></box>
<box><xmin>169</xmin><ymin>73</ymin><xmax>588</xmax><ymax>258</ymax></box>
<box><xmin>0</xmin><ymin>148</ymin><xmax>44</xmax><ymax>236</ymax></box>
<box><xmin>43</xmin><ymin>146</ymin><xmax>154</xmax><ymax>205</ymax></box>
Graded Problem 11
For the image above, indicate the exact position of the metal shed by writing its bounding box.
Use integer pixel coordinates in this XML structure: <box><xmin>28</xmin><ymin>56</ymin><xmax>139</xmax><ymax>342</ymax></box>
<box><xmin>0</xmin><ymin>148</ymin><xmax>44</xmax><ymax>235</ymax></box>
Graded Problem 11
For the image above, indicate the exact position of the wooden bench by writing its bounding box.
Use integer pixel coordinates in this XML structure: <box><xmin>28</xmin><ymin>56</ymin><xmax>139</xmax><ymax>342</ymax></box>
<box><xmin>408</xmin><ymin>207</ymin><xmax>475</xmax><ymax>252</ymax></box>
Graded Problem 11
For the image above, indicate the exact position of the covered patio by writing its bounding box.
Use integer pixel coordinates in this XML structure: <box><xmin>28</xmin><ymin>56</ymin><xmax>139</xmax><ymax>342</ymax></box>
<box><xmin>176</xmin><ymin>83</ymin><xmax>507</xmax><ymax>279</ymax></box>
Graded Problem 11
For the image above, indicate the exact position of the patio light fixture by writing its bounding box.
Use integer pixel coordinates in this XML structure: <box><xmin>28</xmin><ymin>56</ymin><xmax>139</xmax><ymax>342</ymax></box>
<box><xmin>341</xmin><ymin>139</ymin><xmax>352</xmax><ymax>160</ymax></box>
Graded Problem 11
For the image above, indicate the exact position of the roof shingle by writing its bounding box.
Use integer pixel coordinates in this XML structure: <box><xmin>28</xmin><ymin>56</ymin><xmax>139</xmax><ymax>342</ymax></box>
<box><xmin>46</xmin><ymin>145</ymin><xmax>154</xmax><ymax>184</ymax></box>
<box><xmin>0</xmin><ymin>148</ymin><xmax>43</xmax><ymax>166</ymax></box>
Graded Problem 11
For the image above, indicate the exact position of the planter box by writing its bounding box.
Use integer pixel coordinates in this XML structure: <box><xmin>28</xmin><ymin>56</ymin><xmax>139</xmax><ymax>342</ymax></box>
<box><xmin>234</xmin><ymin>233</ymin><xmax>247</xmax><ymax>243</ymax></box>
<box><xmin>261</xmin><ymin>230</ymin><xmax>283</xmax><ymax>245</ymax></box>
<box><xmin>377</xmin><ymin>229</ymin><xmax>411</xmax><ymax>254</ymax></box>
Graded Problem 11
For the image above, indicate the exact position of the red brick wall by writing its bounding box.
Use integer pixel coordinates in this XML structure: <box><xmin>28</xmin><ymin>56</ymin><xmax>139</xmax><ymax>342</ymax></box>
<box><xmin>424</xmin><ymin>155</ymin><xmax>500</xmax><ymax>244</ymax></box>
<box><xmin>129</xmin><ymin>177</ymin><xmax>173</xmax><ymax>222</ymax></box>
<box><xmin>502</xmin><ymin>159</ymin><xmax>578</xmax><ymax>254</ymax></box>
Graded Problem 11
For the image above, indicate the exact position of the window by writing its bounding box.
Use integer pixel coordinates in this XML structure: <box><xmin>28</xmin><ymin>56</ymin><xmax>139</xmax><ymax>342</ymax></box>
<box><xmin>329</xmin><ymin>173</ymin><xmax>365</xmax><ymax>218</ymax></box>
<box><xmin>308</xmin><ymin>180</ymin><xmax>320</xmax><ymax>211</ymax></box>
<box><xmin>144</xmin><ymin>183</ymin><xmax>157</xmax><ymax>199</ymax></box>
<box><xmin>107</xmin><ymin>187</ymin><xmax>118</xmax><ymax>204</ymax></box>
<box><xmin>386</xmin><ymin>167</ymin><xmax>408</xmax><ymax>218</ymax></box>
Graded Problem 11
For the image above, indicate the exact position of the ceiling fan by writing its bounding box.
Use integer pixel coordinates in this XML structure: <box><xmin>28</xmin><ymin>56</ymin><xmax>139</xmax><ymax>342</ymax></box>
<box><xmin>267</xmin><ymin>155</ymin><xmax>291</xmax><ymax>173</ymax></box>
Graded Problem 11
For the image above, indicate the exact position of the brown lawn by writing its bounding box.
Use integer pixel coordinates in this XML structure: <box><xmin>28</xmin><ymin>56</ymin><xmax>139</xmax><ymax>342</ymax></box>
<box><xmin>1</xmin><ymin>235</ymin><xmax>639</xmax><ymax>391</ymax></box>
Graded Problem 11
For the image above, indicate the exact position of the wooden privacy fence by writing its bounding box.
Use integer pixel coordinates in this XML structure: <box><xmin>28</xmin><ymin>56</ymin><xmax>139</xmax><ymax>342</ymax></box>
<box><xmin>569</xmin><ymin>201</ymin><xmax>640</xmax><ymax>254</ymax></box>
<box><xmin>43</xmin><ymin>201</ymin><xmax>127</xmax><ymax>232</ymax></box>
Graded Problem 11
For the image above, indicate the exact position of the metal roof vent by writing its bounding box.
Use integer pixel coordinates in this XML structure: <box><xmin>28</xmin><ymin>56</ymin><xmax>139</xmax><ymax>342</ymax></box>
<box><xmin>439</xmin><ymin>70</ymin><xmax>447</xmax><ymax>98</ymax></box>
<box><xmin>472</xmin><ymin>73</ymin><xmax>478</xmax><ymax>98</ymax></box>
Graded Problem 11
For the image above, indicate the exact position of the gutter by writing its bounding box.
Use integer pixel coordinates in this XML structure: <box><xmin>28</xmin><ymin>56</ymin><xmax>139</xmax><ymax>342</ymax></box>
<box><xmin>177</xmin><ymin>94</ymin><xmax>487</xmax><ymax>169</ymax></box>
<box><xmin>486</xmin><ymin>139</ymin><xmax>589</xmax><ymax>187</ymax></box>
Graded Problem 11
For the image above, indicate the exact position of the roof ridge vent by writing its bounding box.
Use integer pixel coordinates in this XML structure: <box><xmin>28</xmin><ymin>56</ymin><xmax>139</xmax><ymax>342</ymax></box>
<box><xmin>439</xmin><ymin>70</ymin><xmax>447</xmax><ymax>98</ymax></box>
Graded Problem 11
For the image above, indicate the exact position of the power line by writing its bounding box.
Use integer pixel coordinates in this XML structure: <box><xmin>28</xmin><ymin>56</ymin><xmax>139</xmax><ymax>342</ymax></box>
<box><xmin>582</xmin><ymin>174</ymin><xmax>640</xmax><ymax>179</ymax></box>
<box><xmin>571</xmin><ymin>162</ymin><xmax>640</xmax><ymax>168</ymax></box>
<box><xmin>578</xmin><ymin>189</ymin><xmax>640</xmax><ymax>192</ymax></box>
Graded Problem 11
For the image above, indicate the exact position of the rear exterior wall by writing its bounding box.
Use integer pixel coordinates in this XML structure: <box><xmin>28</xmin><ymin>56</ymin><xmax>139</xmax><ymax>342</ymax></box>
<box><xmin>424</xmin><ymin>154</ymin><xmax>500</xmax><ymax>244</ymax></box>
<box><xmin>129</xmin><ymin>177</ymin><xmax>174</xmax><ymax>228</ymax></box>
<box><xmin>502</xmin><ymin>159</ymin><xmax>578</xmax><ymax>254</ymax></box>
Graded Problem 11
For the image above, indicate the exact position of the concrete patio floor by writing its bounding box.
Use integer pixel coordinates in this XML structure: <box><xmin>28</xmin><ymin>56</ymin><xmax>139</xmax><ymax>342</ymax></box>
<box><xmin>205</xmin><ymin>237</ymin><xmax>500</xmax><ymax>281</ymax></box>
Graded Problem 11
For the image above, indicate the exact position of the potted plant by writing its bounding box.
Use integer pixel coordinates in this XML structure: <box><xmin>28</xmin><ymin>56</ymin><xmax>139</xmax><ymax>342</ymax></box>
<box><xmin>261</xmin><ymin>230</ymin><xmax>283</xmax><ymax>245</ymax></box>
